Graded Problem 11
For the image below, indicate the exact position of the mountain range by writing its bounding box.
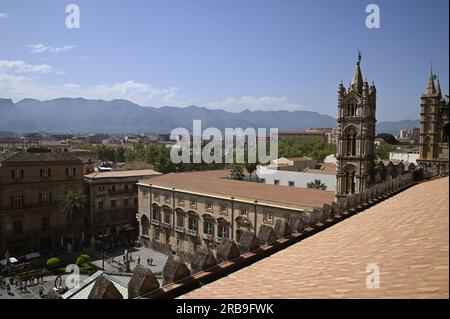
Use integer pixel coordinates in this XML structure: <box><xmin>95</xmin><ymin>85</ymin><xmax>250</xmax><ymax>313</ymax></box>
<box><xmin>0</xmin><ymin>98</ymin><xmax>419</xmax><ymax>135</ymax></box>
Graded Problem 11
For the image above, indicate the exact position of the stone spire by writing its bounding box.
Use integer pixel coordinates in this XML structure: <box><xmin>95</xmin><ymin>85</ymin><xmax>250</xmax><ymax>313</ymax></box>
<box><xmin>425</xmin><ymin>65</ymin><xmax>436</xmax><ymax>95</ymax></box>
<box><xmin>435</xmin><ymin>75</ymin><xmax>442</xmax><ymax>98</ymax></box>
<box><xmin>351</xmin><ymin>51</ymin><xmax>363</xmax><ymax>93</ymax></box>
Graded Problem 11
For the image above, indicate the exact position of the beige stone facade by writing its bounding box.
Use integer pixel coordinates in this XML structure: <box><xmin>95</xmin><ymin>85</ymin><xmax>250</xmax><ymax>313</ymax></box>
<box><xmin>84</xmin><ymin>169</ymin><xmax>160</xmax><ymax>239</ymax></box>
<box><xmin>0</xmin><ymin>149</ymin><xmax>84</xmax><ymax>256</ymax></box>
<box><xmin>336</xmin><ymin>54</ymin><xmax>377</xmax><ymax>198</ymax></box>
<box><xmin>137</xmin><ymin>170</ymin><xmax>334</xmax><ymax>260</ymax></box>
<box><xmin>418</xmin><ymin>71</ymin><xmax>449</xmax><ymax>174</ymax></box>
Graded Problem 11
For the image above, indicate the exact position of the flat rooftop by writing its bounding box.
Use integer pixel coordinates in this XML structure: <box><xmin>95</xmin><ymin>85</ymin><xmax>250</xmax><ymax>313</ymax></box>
<box><xmin>139</xmin><ymin>170</ymin><xmax>335</xmax><ymax>210</ymax></box>
<box><xmin>84</xmin><ymin>169</ymin><xmax>161</xmax><ymax>179</ymax></box>
<box><xmin>180</xmin><ymin>177</ymin><xmax>449</xmax><ymax>299</ymax></box>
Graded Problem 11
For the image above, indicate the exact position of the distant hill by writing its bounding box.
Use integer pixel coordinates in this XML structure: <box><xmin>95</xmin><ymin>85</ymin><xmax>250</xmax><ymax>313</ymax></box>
<box><xmin>0</xmin><ymin>97</ymin><xmax>418</xmax><ymax>135</ymax></box>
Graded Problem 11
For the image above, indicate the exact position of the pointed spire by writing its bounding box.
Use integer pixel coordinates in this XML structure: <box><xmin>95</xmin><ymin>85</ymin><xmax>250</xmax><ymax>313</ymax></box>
<box><xmin>435</xmin><ymin>73</ymin><xmax>442</xmax><ymax>98</ymax></box>
<box><xmin>425</xmin><ymin>64</ymin><xmax>436</xmax><ymax>95</ymax></box>
<box><xmin>351</xmin><ymin>50</ymin><xmax>363</xmax><ymax>93</ymax></box>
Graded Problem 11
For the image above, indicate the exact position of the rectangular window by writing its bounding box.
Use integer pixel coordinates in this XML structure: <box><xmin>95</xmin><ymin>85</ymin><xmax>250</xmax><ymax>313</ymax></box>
<box><xmin>133</xmin><ymin>197</ymin><xmax>138</xmax><ymax>206</ymax></box>
<box><xmin>260</xmin><ymin>178</ymin><xmax>266</xmax><ymax>183</ymax></box>
<box><xmin>40</xmin><ymin>168</ymin><xmax>51</xmax><ymax>178</ymax></box>
<box><xmin>66</xmin><ymin>167</ymin><xmax>76</xmax><ymax>177</ymax></box>
<box><xmin>123</xmin><ymin>198</ymin><xmax>129</xmax><ymax>207</ymax></box>
<box><xmin>274</xmin><ymin>180</ymin><xmax>280</xmax><ymax>185</ymax></box>
<box><xmin>11</xmin><ymin>195</ymin><xmax>23</xmax><ymax>209</ymax></box>
<box><xmin>219</xmin><ymin>204</ymin><xmax>228</xmax><ymax>215</ymax></box>
<box><xmin>176</xmin><ymin>212</ymin><xmax>184</xmax><ymax>227</ymax></box>
<box><xmin>240</xmin><ymin>208</ymin><xmax>248</xmax><ymax>216</ymax></box>
<box><xmin>39</xmin><ymin>192</ymin><xmax>52</xmax><ymax>206</ymax></box>
<box><xmin>218</xmin><ymin>223</ymin><xmax>229</xmax><ymax>238</ymax></box>
<box><xmin>41</xmin><ymin>217</ymin><xmax>50</xmax><ymax>230</ymax></box>
<box><xmin>190</xmin><ymin>199</ymin><xmax>197</xmax><ymax>209</ymax></box>
<box><xmin>124</xmin><ymin>184</ymin><xmax>129</xmax><ymax>191</ymax></box>
<box><xmin>111</xmin><ymin>200</ymin><xmax>116</xmax><ymax>208</ymax></box>
<box><xmin>206</xmin><ymin>202</ymin><xmax>213</xmax><ymax>212</ymax></box>
<box><xmin>264</xmin><ymin>212</ymin><xmax>273</xmax><ymax>223</ymax></box>
<box><xmin>204</xmin><ymin>219</ymin><xmax>214</xmax><ymax>235</ymax></box>
<box><xmin>12</xmin><ymin>169</ymin><xmax>24</xmax><ymax>179</ymax></box>
<box><xmin>188</xmin><ymin>215</ymin><xmax>197</xmax><ymax>231</ymax></box>
<box><xmin>288</xmin><ymin>181</ymin><xmax>295</xmax><ymax>187</ymax></box>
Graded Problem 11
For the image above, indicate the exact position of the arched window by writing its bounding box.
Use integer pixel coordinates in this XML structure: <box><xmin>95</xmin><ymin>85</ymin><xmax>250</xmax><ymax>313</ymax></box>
<box><xmin>141</xmin><ymin>215</ymin><xmax>149</xmax><ymax>236</ymax></box>
<box><xmin>151</xmin><ymin>204</ymin><xmax>161</xmax><ymax>222</ymax></box>
<box><xmin>346</xmin><ymin>99</ymin><xmax>358</xmax><ymax>117</ymax></box>
<box><xmin>162</xmin><ymin>206</ymin><xmax>172</xmax><ymax>224</ymax></box>
<box><xmin>343</xmin><ymin>165</ymin><xmax>356</xmax><ymax>194</ymax></box>
<box><xmin>344</xmin><ymin>128</ymin><xmax>358</xmax><ymax>156</ymax></box>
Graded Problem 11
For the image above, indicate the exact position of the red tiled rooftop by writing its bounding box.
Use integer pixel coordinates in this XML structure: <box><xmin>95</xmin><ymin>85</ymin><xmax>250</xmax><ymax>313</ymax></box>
<box><xmin>140</xmin><ymin>170</ymin><xmax>335</xmax><ymax>209</ymax></box>
<box><xmin>180</xmin><ymin>177</ymin><xmax>449</xmax><ymax>299</ymax></box>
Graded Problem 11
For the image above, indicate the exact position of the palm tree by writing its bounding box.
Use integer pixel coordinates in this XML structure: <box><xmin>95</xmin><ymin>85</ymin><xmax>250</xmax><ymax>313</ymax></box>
<box><xmin>307</xmin><ymin>179</ymin><xmax>328</xmax><ymax>190</ymax></box>
<box><xmin>60</xmin><ymin>191</ymin><xmax>88</xmax><ymax>252</ymax></box>
<box><xmin>245</xmin><ymin>162</ymin><xmax>257</xmax><ymax>181</ymax></box>
<box><xmin>229</xmin><ymin>163</ymin><xmax>245</xmax><ymax>180</ymax></box>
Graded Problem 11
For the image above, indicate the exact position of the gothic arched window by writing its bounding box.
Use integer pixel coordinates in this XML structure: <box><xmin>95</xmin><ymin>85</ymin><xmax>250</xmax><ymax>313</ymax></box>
<box><xmin>343</xmin><ymin>166</ymin><xmax>357</xmax><ymax>194</ymax></box>
<box><xmin>344</xmin><ymin>128</ymin><xmax>358</xmax><ymax>156</ymax></box>
<box><xmin>346</xmin><ymin>99</ymin><xmax>358</xmax><ymax>117</ymax></box>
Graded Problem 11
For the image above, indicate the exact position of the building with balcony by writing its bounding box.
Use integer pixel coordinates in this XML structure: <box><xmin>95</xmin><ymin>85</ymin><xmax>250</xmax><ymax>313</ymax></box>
<box><xmin>0</xmin><ymin>148</ymin><xmax>84</xmax><ymax>256</ymax></box>
<box><xmin>84</xmin><ymin>169</ymin><xmax>161</xmax><ymax>242</ymax></box>
<box><xmin>137</xmin><ymin>170</ymin><xmax>334</xmax><ymax>261</ymax></box>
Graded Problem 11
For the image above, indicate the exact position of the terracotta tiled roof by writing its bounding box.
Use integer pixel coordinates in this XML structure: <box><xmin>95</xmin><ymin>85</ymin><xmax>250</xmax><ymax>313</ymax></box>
<box><xmin>139</xmin><ymin>170</ymin><xmax>335</xmax><ymax>209</ymax></box>
<box><xmin>304</xmin><ymin>163</ymin><xmax>337</xmax><ymax>175</ymax></box>
<box><xmin>180</xmin><ymin>177</ymin><xmax>449</xmax><ymax>299</ymax></box>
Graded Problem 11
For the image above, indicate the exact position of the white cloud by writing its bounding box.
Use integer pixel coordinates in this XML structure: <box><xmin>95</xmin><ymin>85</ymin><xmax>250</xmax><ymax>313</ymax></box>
<box><xmin>0</xmin><ymin>60</ymin><xmax>302</xmax><ymax>112</ymax></box>
<box><xmin>0</xmin><ymin>60</ymin><xmax>56</xmax><ymax>74</ymax></box>
<box><xmin>28</xmin><ymin>44</ymin><xmax>76</xmax><ymax>54</ymax></box>
<box><xmin>206</xmin><ymin>96</ymin><xmax>301</xmax><ymax>112</ymax></box>
<box><xmin>64</xmin><ymin>83</ymin><xmax>81</xmax><ymax>89</ymax></box>
<box><xmin>0</xmin><ymin>12</ymin><xmax>9</xmax><ymax>18</ymax></box>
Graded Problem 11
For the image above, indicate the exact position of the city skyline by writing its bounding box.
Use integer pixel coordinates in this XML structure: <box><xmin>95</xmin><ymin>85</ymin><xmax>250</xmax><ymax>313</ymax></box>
<box><xmin>0</xmin><ymin>0</ymin><xmax>448</xmax><ymax>122</ymax></box>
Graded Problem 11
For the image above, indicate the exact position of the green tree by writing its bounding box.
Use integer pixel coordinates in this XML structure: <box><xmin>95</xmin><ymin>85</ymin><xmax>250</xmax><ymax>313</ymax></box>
<box><xmin>229</xmin><ymin>163</ymin><xmax>245</xmax><ymax>180</ymax></box>
<box><xmin>307</xmin><ymin>179</ymin><xmax>328</xmax><ymax>190</ymax></box>
<box><xmin>375</xmin><ymin>144</ymin><xmax>394</xmax><ymax>160</ymax></box>
<box><xmin>60</xmin><ymin>191</ymin><xmax>88</xmax><ymax>251</ymax></box>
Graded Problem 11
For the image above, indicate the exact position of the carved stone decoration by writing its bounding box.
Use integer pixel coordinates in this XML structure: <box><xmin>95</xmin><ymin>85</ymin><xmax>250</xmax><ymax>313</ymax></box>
<box><xmin>287</xmin><ymin>215</ymin><xmax>302</xmax><ymax>233</ymax></box>
<box><xmin>257</xmin><ymin>224</ymin><xmax>277</xmax><ymax>245</ymax></box>
<box><xmin>216</xmin><ymin>239</ymin><xmax>240</xmax><ymax>263</ymax></box>
<box><xmin>190</xmin><ymin>246</ymin><xmax>217</xmax><ymax>274</ymax></box>
<box><xmin>322</xmin><ymin>204</ymin><xmax>332</xmax><ymax>220</ymax></box>
<box><xmin>274</xmin><ymin>219</ymin><xmax>291</xmax><ymax>238</ymax></box>
<box><xmin>128</xmin><ymin>265</ymin><xmax>159</xmax><ymax>299</ymax></box>
<box><xmin>162</xmin><ymin>254</ymin><xmax>190</xmax><ymax>286</ymax></box>
<box><xmin>88</xmin><ymin>275</ymin><xmax>123</xmax><ymax>299</ymax></box>
<box><xmin>238</xmin><ymin>230</ymin><xmax>260</xmax><ymax>253</ymax></box>
<box><xmin>310</xmin><ymin>207</ymin><xmax>323</xmax><ymax>225</ymax></box>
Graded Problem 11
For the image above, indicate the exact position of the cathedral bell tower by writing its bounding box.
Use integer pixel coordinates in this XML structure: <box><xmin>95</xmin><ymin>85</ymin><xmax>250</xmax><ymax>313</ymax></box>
<box><xmin>335</xmin><ymin>52</ymin><xmax>377</xmax><ymax>199</ymax></box>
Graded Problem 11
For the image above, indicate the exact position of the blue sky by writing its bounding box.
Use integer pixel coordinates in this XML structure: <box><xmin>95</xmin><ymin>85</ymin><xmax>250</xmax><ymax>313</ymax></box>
<box><xmin>0</xmin><ymin>0</ymin><xmax>448</xmax><ymax>121</ymax></box>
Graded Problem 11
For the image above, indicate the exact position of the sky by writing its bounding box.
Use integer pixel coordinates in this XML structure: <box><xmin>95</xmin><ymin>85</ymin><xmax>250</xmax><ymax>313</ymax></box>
<box><xmin>0</xmin><ymin>0</ymin><xmax>448</xmax><ymax>121</ymax></box>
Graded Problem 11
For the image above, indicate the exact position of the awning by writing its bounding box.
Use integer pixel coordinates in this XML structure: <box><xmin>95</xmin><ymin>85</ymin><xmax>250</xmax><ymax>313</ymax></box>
<box><xmin>0</xmin><ymin>257</ymin><xmax>19</xmax><ymax>266</ymax></box>
<box><xmin>25</xmin><ymin>252</ymin><xmax>41</xmax><ymax>260</ymax></box>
